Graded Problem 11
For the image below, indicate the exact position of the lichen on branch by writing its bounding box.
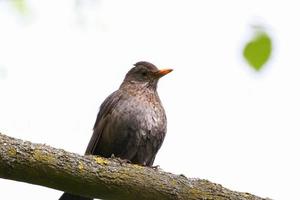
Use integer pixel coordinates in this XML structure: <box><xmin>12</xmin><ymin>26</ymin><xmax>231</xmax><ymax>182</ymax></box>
<box><xmin>0</xmin><ymin>133</ymin><xmax>268</xmax><ymax>200</ymax></box>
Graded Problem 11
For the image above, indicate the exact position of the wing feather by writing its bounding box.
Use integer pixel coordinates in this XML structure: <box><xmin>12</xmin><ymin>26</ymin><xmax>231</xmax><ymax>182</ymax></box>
<box><xmin>85</xmin><ymin>91</ymin><xmax>122</xmax><ymax>155</ymax></box>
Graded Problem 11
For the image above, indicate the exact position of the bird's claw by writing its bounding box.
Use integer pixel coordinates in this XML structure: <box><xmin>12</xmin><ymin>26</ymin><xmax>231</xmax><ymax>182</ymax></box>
<box><xmin>113</xmin><ymin>156</ymin><xmax>131</xmax><ymax>166</ymax></box>
<box><xmin>149</xmin><ymin>165</ymin><xmax>160</xmax><ymax>170</ymax></box>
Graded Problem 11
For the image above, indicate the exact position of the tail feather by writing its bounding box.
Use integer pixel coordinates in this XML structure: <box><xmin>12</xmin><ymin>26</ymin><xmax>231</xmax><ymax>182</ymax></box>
<box><xmin>59</xmin><ymin>192</ymin><xmax>92</xmax><ymax>200</ymax></box>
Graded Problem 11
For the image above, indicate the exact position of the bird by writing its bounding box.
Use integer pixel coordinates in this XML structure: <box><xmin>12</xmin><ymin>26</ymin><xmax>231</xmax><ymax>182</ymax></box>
<box><xmin>59</xmin><ymin>61</ymin><xmax>172</xmax><ymax>200</ymax></box>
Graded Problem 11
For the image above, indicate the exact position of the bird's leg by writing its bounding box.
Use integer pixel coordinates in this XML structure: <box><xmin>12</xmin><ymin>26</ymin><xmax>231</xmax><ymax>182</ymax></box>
<box><xmin>149</xmin><ymin>165</ymin><xmax>160</xmax><ymax>170</ymax></box>
<box><xmin>110</xmin><ymin>154</ymin><xmax>131</xmax><ymax>165</ymax></box>
<box><xmin>116</xmin><ymin>158</ymin><xmax>132</xmax><ymax>166</ymax></box>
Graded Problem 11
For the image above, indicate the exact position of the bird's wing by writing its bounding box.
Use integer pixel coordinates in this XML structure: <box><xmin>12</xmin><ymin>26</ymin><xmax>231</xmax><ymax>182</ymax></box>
<box><xmin>85</xmin><ymin>91</ymin><xmax>122</xmax><ymax>155</ymax></box>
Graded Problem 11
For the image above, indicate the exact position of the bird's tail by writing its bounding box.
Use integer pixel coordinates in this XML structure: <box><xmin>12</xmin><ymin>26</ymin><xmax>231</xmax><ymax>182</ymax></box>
<box><xmin>59</xmin><ymin>192</ymin><xmax>92</xmax><ymax>200</ymax></box>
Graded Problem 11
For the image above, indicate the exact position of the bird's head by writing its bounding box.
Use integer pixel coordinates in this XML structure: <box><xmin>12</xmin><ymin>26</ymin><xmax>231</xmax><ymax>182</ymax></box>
<box><xmin>121</xmin><ymin>61</ymin><xmax>172</xmax><ymax>90</ymax></box>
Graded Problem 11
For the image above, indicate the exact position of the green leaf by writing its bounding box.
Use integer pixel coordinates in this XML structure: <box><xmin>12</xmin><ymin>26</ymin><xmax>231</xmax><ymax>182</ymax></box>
<box><xmin>10</xmin><ymin>0</ymin><xmax>28</xmax><ymax>15</ymax></box>
<box><xmin>243</xmin><ymin>30</ymin><xmax>272</xmax><ymax>71</ymax></box>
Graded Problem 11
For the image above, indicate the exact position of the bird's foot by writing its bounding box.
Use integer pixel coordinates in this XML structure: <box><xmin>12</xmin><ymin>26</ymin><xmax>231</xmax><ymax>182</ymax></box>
<box><xmin>110</xmin><ymin>154</ymin><xmax>116</xmax><ymax>158</ymax></box>
<box><xmin>117</xmin><ymin>158</ymin><xmax>131</xmax><ymax>165</ymax></box>
<box><xmin>149</xmin><ymin>165</ymin><xmax>160</xmax><ymax>170</ymax></box>
<box><xmin>110</xmin><ymin>155</ymin><xmax>131</xmax><ymax>165</ymax></box>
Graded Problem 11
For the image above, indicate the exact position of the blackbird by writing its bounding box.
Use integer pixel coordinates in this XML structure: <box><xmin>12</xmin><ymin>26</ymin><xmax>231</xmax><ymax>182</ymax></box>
<box><xmin>59</xmin><ymin>61</ymin><xmax>172</xmax><ymax>200</ymax></box>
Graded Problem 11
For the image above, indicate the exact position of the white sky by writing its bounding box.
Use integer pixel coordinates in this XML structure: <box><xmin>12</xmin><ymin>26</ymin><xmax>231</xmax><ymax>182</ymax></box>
<box><xmin>0</xmin><ymin>0</ymin><xmax>299</xmax><ymax>199</ymax></box>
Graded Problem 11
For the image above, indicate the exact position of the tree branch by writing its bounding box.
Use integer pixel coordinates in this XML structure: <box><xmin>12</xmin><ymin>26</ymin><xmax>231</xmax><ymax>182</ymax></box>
<box><xmin>0</xmin><ymin>132</ymin><xmax>268</xmax><ymax>200</ymax></box>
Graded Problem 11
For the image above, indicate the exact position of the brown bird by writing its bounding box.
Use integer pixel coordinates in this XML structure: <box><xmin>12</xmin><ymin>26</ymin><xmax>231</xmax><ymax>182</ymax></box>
<box><xmin>59</xmin><ymin>61</ymin><xmax>172</xmax><ymax>200</ymax></box>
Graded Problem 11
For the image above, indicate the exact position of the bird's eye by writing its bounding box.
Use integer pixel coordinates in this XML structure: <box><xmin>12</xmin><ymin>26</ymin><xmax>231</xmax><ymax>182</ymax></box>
<box><xmin>141</xmin><ymin>71</ymin><xmax>147</xmax><ymax>76</ymax></box>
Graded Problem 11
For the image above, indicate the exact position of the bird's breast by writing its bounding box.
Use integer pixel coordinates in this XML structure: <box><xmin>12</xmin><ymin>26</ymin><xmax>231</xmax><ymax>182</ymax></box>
<box><xmin>115</xmin><ymin>93</ymin><xmax>166</xmax><ymax>136</ymax></box>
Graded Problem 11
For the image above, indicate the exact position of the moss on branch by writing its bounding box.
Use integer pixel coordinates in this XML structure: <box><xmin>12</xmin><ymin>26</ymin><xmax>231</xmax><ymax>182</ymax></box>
<box><xmin>0</xmin><ymin>133</ymin><xmax>268</xmax><ymax>200</ymax></box>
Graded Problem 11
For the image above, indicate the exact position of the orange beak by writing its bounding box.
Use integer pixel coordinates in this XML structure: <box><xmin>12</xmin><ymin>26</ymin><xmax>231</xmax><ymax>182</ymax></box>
<box><xmin>156</xmin><ymin>68</ymin><xmax>173</xmax><ymax>77</ymax></box>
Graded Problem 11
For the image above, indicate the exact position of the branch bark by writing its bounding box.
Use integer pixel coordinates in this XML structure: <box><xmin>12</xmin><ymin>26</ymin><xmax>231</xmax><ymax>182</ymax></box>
<box><xmin>0</xmin><ymin>132</ymin><xmax>268</xmax><ymax>200</ymax></box>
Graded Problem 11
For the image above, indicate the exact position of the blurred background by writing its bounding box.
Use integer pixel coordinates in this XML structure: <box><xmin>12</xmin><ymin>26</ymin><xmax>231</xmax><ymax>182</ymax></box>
<box><xmin>0</xmin><ymin>0</ymin><xmax>299</xmax><ymax>199</ymax></box>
